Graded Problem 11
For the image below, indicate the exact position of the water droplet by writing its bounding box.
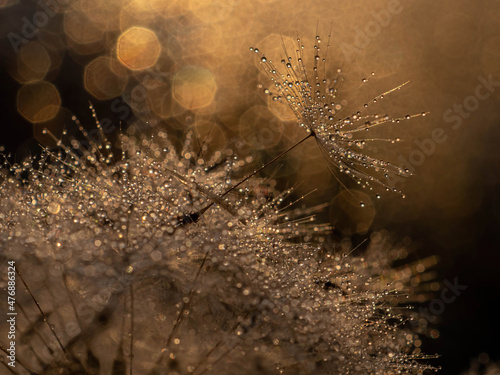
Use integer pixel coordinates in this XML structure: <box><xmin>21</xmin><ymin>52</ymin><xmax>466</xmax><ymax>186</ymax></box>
<box><xmin>47</xmin><ymin>202</ymin><xmax>60</xmax><ymax>214</ymax></box>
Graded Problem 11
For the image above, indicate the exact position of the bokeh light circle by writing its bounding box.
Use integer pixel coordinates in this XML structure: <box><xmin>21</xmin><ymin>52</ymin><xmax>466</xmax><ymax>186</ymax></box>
<box><xmin>117</xmin><ymin>27</ymin><xmax>161</xmax><ymax>70</ymax></box>
<box><xmin>17</xmin><ymin>81</ymin><xmax>61</xmax><ymax>123</ymax></box>
<box><xmin>64</xmin><ymin>9</ymin><xmax>104</xmax><ymax>46</ymax></box>
<box><xmin>84</xmin><ymin>56</ymin><xmax>129</xmax><ymax>100</ymax></box>
<box><xmin>172</xmin><ymin>66</ymin><xmax>216</xmax><ymax>110</ymax></box>
<box><xmin>17</xmin><ymin>42</ymin><xmax>51</xmax><ymax>83</ymax></box>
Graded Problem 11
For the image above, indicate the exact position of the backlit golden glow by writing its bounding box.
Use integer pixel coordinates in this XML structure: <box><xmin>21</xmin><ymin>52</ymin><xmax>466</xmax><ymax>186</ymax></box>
<box><xmin>17</xmin><ymin>81</ymin><xmax>61</xmax><ymax>123</ymax></box>
<box><xmin>64</xmin><ymin>9</ymin><xmax>104</xmax><ymax>46</ymax></box>
<box><xmin>117</xmin><ymin>27</ymin><xmax>161</xmax><ymax>70</ymax></box>
<box><xmin>84</xmin><ymin>56</ymin><xmax>129</xmax><ymax>100</ymax></box>
<box><xmin>16</xmin><ymin>42</ymin><xmax>51</xmax><ymax>83</ymax></box>
<box><xmin>173</xmin><ymin>66</ymin><xmax>216</xmax><ymax>110</ymax></box>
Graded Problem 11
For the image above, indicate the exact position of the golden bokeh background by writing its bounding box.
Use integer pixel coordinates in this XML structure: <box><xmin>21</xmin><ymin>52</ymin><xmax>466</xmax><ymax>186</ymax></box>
<box><xmin>1</xmin><ymin>1</ymin><xmax>500</xmax><ymax>372</ymax></box>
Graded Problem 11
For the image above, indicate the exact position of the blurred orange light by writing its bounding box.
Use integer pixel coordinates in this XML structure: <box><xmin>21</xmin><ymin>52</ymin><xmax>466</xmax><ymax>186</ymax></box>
<box><xmin>64</xmin><ymin>9</ymin><xmax>104</xmax><ymax>46</ymax></box>
<box><xmin>16</xmin><ymin>42</ymin><xmax>51</xmax><ymax>83</ymax></box>
<box><xmin>84</xmin><ymin>56</ymin><xmax>128</xmax><ymax>100</ymax></box>
<box><xmin>17</xmin><ymin>81</ymin><xmax>61</xmax><ymax>123</ymax></box>
<box><xmin>117</xmin><ymin>27</ymin><xmax>161</xmax><ymax>70</ymax></box>
<box><xmin>172</xmin><ymin>66</ymin><xmax>216</xmax><ymax>110</ymax></box>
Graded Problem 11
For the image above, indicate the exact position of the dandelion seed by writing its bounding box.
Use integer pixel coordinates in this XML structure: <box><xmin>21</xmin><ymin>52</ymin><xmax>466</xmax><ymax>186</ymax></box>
<box><xmin>252</xmin><ymin>32</ymin><xmax>428</xmax><ymax>197</ymax></box>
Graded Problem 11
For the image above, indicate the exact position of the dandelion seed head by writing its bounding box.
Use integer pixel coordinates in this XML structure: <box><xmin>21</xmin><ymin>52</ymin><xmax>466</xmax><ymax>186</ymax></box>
<box><xmin>0</xmin><ymin>120</ymin><xmax>436</xmax><ymax>374</ymax></box>
<box><xmin>253</xmin><ymin>33</ymin><xmax>427</xmax><ymax>197</ymax></box>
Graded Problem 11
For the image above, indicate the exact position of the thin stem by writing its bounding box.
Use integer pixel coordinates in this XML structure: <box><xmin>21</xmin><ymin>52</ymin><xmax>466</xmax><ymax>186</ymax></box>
<box><xmin>165</xmin><ymin>252</ymin><xmax>209</xmax><ymax>348</ymax></box>
<box><xmin>16</xmin><ymin>267</ymin><xmax>67</xmax><ymax>354</ymax></box>
<box><xmin>198</xmin><ymin>132</ymin><xmax>313</xmax><ymax>216</ymax></box>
